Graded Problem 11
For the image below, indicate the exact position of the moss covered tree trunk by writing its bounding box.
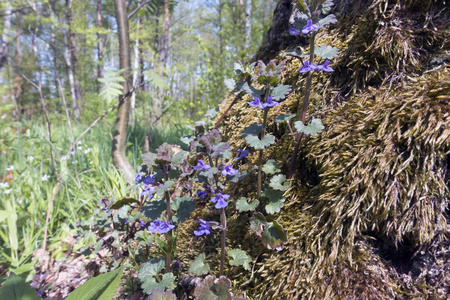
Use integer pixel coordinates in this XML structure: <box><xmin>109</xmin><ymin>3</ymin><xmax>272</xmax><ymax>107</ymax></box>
<box><xmin>112</xmin><ymin>0</ymin><xmax>135</xmax><ymax>184</ymax></box>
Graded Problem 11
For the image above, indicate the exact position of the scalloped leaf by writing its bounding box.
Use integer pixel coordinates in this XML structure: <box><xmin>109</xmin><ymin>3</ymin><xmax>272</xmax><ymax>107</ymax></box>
<box><xmin>249</xmin><ymin>212</ymin><xmax>267</xmax><ymax>236</ymax></box>
<box><xmin>245</xmin><ymin>134</ymin><xmax>275</xmax><ymax>150</ymax></box>
<box><xmin>241</xmin><ymin>82</ymin><xmax>264</xmax><ymax>98</ymax></box>
<box><xmin>283</xmin><ymin>48</ymin><xmax>303</xmax><ymax>58</ymax></box>
<box><xmin>318</xmin><ymin>14</ymin><xmax>337</xmax><ymax>27</ymax></box>
<box><xmin>235</xmin><ymin>197</ymin><xmax>259</xmax><ymax>212</ymax></box>
<box><xmin>171</xmin><ymin>196</ymin><xmax>197</xmax><ymax>223</ymax></box>
<box><xmin>142</xmin><ymin>152</ymin><xmax>157</xmax><ymax>168</ymax></box>
<box><xmin>224</xmin><ymin>78</ymin><xmax>236</xmax><ymax>90</ymax></box>
<box><xmin>180</xmin><ymin>135</ymin><xmax>194</xmax><ymax>145</ymax></box>
<box><xmin>274</xmin><ymin>114</ymin><xmax>295</xmax><ymax>123</ymax></box>
<box><xmin>148</xmin><ymin>289</ymin><xmax>177</xmax><ymax>300</ymax></box>
<box><xmin>262</xmin><ymin>220</ymin><xmax>289</xmax><ymax>251</ymax></box>
<box><xmin>155</xmin><ymin>180</ymin><xmax>175</xmax><ymax>195</ymax></box>
<box><xmin>138</xmin><ymin>258</ymin><xmax>165</xmax><ymax>281</ymax></box>
<box><xmin>198</xmin><ymin>167</ymin><xmax>218</xmax><ymax>179</ymax></box>
<box><xmin>228</xmin><ymin>249</ymin><xmax>251</xmax><ymax>271</ymax></box>
<box><xmin>193</xmin><ymin>275</ymin><xmax>232</xmax><ymax>300</ymax></box>
<box><xmin>204</xmin><ymin>108</ymin><xmax>218</xmax><ymax>119</ymax></box>
<box><xmin>269</xmin><ymin>174</ymin><xmax>289</xmax><ymax>191</ymax></box>
<box><xmin>263</xmin><ymin>188</ymin><xmax>285</xmax><ymax>214</ymax></box>
<box><xmin>270</xmin><ymin>84</ymin><xmax>292</xmax><ymax>101</ymax></box>
<box><xmin>262</xmin><ymin>159</ymin><xmax>281</xmax><ymax>174</ymax></box>
<box><xmin>141</xmin><ymin>200</ymin><xmax>166</xmax><ymax>220</ymax></box>
<box><xmin>141</xmin><ymin>273</ymin><xmax>175</xmax><ymax>295</ymax></box>
<box><xmin>315</xmin><ymin>45</ymin><xmax>339</xmax><ymax>60</ymax></box>
<box><xmin>240</xmin><ymin>123</ymin><xmax>262</xmax><ymax>138</ymax></box>
<box><xmin>294</xmin><ymin>118</ymin><xmax>324</xmax><ymax>136</ymax></box>
<box><xmin>188</xmin><ymin>253</ymin><xmax>210</xmax><ymax>275</ymax></box>
<box><xmin>110</xmin><ymin>197</ymin><xmax>140</xmax><ymax>209</ymax></box>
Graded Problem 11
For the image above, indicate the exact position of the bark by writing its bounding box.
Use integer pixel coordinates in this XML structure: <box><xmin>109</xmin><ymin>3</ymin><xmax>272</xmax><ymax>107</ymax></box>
<box><xmin>97</xmin><ymin>0</ymin><xmax>104</xmax><ymax>83</ymax></box>
<box><xmin>159</xmin><ymin>0</ymin><xmax>170</xmax><ymax>67</ymax></box>
<box><xmin>130</xmin><ymin>0</ymin><xmax>141</xmax><ymax>126</ymax></box>
<box><xmin>0</xmin><ymin>3</ymin><xmax>12</xmax><ymax>71</ymax></box>
<box><xmin>66</xmin><ymin>0</ymin><xmax>82</xmax><ymax>118</ymax></box>
<box><xmin>244</xmin><ymin>0</ymin><xmax>252</xmax><ymax>49</ymax></box>
<box><xmin>112</xmin><ymin>0</ymin><xmax>135</xmax><ymax>184</ymax></box>
<box><xmin>63</xmin><ymin>32</ymin><xmax>77</xmax><ymax>105</ymax></box>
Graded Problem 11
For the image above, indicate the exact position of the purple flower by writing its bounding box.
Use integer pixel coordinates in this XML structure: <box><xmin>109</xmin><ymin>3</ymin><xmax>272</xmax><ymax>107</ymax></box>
<box><xmin>262</xmin><ymin>96</ymin><xmax>279</xmax><ymax>109</ymax></box>
<box><xmin>148</xmin><ymin>220</ymin><xmax>175</xmax><ymax>234</ymax></box>
<box><xmin>248</xmin><ymin>97</ymin><xmax>264</xmax><ymax>110</ymax></box>
<box><xmin>299</xmin><ymin>60</ymin><xmax>318</xmax><ymax>73</ymax></box>
<box><xmin>210</xmin><ymin>193</ymin><xmax>230</xmax><ymax>209</ymax></box>
<box><xmin>125</xmin><ymin>218</ymin><xmax>129</xmax><ymax>224</ymax></box>
<box><xmin>197</xmin><ymin>190</ymin><xmax>209</xmax><ymax>199</ymax></box>
<box><xmin>316</xmin><ymin>60</ymin><xmax>334</xmax><ymax>72</ymax></box>
<box><xmin>135</xmin><ymin>173</ymin><xmax>144</xmax><ymax>182</ymax></box>
<box><xmin>221</xmin><ymin>164</ymin><xmax>238</xmax><ymax>176</ymax></box>
<box><xmin>302</xmin><ymin>19</ymin><xmax>320</xmax><ymax>35</ymax></box>
<box><xmin>141</xmin><ymin>184</ymin><xmax>156</xmax><ymax>198</ymax></box>
<box><xmin>289</xmin><ymin>28</ymin><xmax>302</xmax><ymax>36</ymax></box>
<box><xmin>143</xmin><ymin>175</ymin><xmax>155</xmax><ymax>185</ymax></box>
<box><xmin>234</xmin><ymin>149</ymin><xmax>249</xmax><ymax>161</ymax></box>
<box><xmin>194</xmin><ymin>219</ymin><xmax>211</xmax><ymax>236</ymax></box>
<box><xmin>139</xmin><ymin>219</ymin><xmax>146</xmax><ymax>227</ymax></box>
<box><xmin>193</xmin><ymin>159</ymin><xmax>211</xmax><ymax>171</ymax></box>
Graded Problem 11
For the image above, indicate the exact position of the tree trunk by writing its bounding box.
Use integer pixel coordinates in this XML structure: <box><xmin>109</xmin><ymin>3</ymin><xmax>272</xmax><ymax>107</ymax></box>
<box><xmin>160</xmin><ymin>0</ymin><xmax>170</xmax><ymax>67</ymax></box>
<box><xmin>0</xmin><ymin>2</ymin><xmax>12</xmax><ymax>71</ymax></box>
<box><xmin>97</xmin><ymin>0</ymin><xmax>104</xmax><ymax>84</ymax></box>
<box><xmin>130</xmin><ymin>0</ymin><xmax>141</xmax><ymax>126</ymax></box>
<box><xmin>244</xmin><ymin>0</ymin><xmax>252</xmax><ymax>49</ymax></box>
<box><xmin>112</xmin><ymin>0</ymin><xmax>135</xmax><ymax>184</ymax></box>
<box><xmin>66</xmin><ymin>0</ymin><xmax>82</xmax><ymax>118</ymax></box>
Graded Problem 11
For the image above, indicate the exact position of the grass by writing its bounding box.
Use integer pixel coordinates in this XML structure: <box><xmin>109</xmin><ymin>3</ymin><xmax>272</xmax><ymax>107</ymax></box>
<box><xmin>0</xmin><ymin>118</ymin><xmax>188</xmax><ymax>276</ymax></box>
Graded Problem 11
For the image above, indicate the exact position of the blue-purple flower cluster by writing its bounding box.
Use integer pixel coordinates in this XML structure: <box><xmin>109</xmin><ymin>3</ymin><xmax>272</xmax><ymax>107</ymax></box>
<box><xmin>299</xmin><ymin>59</ymin><xmax>334</xmax><ymax>73</ymax></box>
<box><xmin>248</xmin><ymin>96</ymin><xmax>279</xmax><ymax>110</ymax></box>
<box><xmin>234</xmin><ymin>149</ymin><xmax>249</xmax><ymax>161</ymax></box>
<box><xmin>136</xmin><ymin>174</ymin><xmax>157</xmax><ymax>198</ymax></box>
<box><xmin>289</xmin><ymin>19</ymin><xmax>320</xmax><ymax>36</ymax></box>
<box><xmin>148</xmin><ymin>219</ymin><xmax>176</xmax><ymax>234</ymax></box>
<box><xmin>194</xmin><ymin>219</ymin><xmax>211</xmax><ymax>236</ymax></box>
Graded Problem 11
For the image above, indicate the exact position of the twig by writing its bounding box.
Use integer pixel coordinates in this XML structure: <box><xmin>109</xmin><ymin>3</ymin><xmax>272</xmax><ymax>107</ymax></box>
<box><xmin>128</xmin><ymin>0</ymin><xmax>154</xmax><ymax>19</ymax></box>
<box><xmin>57</xmin><ymin>79</ymin><xmax>74</xmax><ymax>143</ymax></box>
<box><xmin>41</xmin><ymin>89</ymin><xmax>134</xmax><ymax>251</ymax></box>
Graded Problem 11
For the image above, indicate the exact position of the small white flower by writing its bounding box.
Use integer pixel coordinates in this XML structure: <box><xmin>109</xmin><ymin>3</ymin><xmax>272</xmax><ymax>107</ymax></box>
<box><xmin>61</xmin><ymin>155</ymin><xmax>68</xmax><ymax>161</ymax></box>
<box><xmin>3</xmin><ymin>188</ymin><xmax>12</xmax><ymax>194</ymax></box>
<box><xmin>84</xmin><ymin>148</ymin><xmax>92</xmax><ymax>155</ymax></box>
<box><xmin>41</xmin><ymin>174</ymin><xmax>50</xmax><ymax>181</ymax></box>
<box><xmin>72</xmin><ymin>160</ymin><xmax>78</xmax><ymax>164</ymax></box>
<box><xmin>6</xmin><ymin>165</ymin><xmax>14</xmax><ymax>171</ymax></box>
<box><xmin>77</xmin><ymin>146</ymin><xmax>83</xmax><ymax>150</ymax></box>
<box><xmin>77</xmin><ymin>141</ymin><xmax>82</xmax><ymax>145</ymax></box>
<box><xmin>27</xmin><ymin>156</ymin><xmax>35</xmax><ymax>162</ymax></box>
<box><xmin>0</xmin><ymin>182</ymin><xmax>8</xmax><ymax>189</ymax></box>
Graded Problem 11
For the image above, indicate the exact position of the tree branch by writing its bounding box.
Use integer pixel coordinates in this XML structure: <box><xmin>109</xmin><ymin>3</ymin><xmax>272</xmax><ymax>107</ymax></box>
<box><xmin>128</xmin><ymin>0</ymin><xmax>154</xmax><ymax>19</ymax></box>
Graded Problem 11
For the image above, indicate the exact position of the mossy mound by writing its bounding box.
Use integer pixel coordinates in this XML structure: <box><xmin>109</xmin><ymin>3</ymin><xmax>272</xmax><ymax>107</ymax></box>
<box><xmin>176</xmin><ymin>0</ymin><xmax>449</xmax><ymax>298</ymax></box>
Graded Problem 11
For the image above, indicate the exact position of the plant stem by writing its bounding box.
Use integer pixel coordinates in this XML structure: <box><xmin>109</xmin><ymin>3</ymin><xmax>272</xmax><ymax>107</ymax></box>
<box><xmin>288</xmin><ymin>34</ymin><xmax>316</xmax><ymax>178</ymax></box>
<box><xmin>257</xmin><ymin>85</ymin><xmax>271</xmax><ymax>202</ymax></box>
<box><xmin>164</xmin><ymin>173</ymin><xmax>172</xmax><ymax>273</ymax></box>
<box><xmin>219</xmin><ymin>207</ymin><xmax>227</xmax><ymax>276</ymax></box>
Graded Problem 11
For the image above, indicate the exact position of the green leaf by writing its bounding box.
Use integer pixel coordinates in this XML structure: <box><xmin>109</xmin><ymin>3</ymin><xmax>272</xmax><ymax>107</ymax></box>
<box><xmin>144</xmin><ymin>70</ymin><xmax>169</xmax><ymax>90</ymax></box>
<box><xmin>294</xmin><ymin>118</ymin><xmax>325</xmax><ymax>136</ymax></box>
<box><xmin>274</xmin><ymin>114</ymin><xmax>295</xmax><ymax>123</ymax></box>
<box><xmin>241</xmin><ymin>82</ymin><xmax>264</xmax><ymax>98</ymax></box>
<box><xmin>148</xmin><ymin>289</ymin><xmax>177</xmax><ymax>300</ymax></box>
<box><xmin>171</xmin><ymin>150</ymin><xmax>188</xmax><ymax>167</ymax></box>
<box><xmin>283</xmin><ymin>48</ymin><xmax>303</xmax><ymax>58</ymax></box>
<box><xmin>262</xmin><ymin>220</ymin><xmax>289</xmax><ymax>251</ymax></box>
<box><xmin>0</xmin><ymin>210</ymin><xmax>13</xmax><ymax>223</ymax></box>
<box><xmin>141</xmin><ymin>273</ymin><xmax>175</xmax><ymax>295</ymax></box>
<box><xmin>110</xmin><ymin>197</ymin><xmax>140</xmax><ymax>209</ymax></box>
<box><xmin>235</xmin><ymin>197</ymin><xmax>259</xmax><ymax>212</ymax></box>
<box><xmin>318</xmin><ymin>14</ymin><xmax>337</xmax><ymax>27</ymax></box>
<box><xmin>245</xmin><ymin>134</ymin><xmax>275</xmax><ymax>150</ymax></box>
<box><xmin>141</xmin><ymin>200</ymin><xmax>166</xmax><ymax>220</ymax></box>
<box><xmin>198</xmin><ymin>167</ymin><xmax>218</xmax><ymax>179</ymax></box>
<box><xmin>270</xmin><ymin>84</ymin><xmax>292</xmax><ymax>101</ymax></box>
<box><xmin>204</xmin><ymin>108</ymin><xmax>218</xmax><ymax>119</ymax></box>
<box><xmin>249</xmin><ymin>212</ymin><xmax>267</xmax><ymax>236</ymax></box>
<box><xmin>138</xmin><ymin>258</ymin><xmax>165</xmax><ymax>282</ymax></box>
<box><xmin>269</xmin><ymin>174</ymin><xmax>289</xmax><ymax>191</ymax></box>
<box><xmin>155</xmin><ymin>180</ymin><xmax>175</xmax><ymax>195</ymax></box>
<box><xmin>142</xmin><ymin>152</ymin><xmax>158</xmax><ymax>168</ymax></box>
<box><xmin>228</xmin><ymin>249</ymin><xmax>252</xmax><ymax>271</ymax></box>
<box><xmin>314</xmin><ymin>45</ymin><xmax>339</xmax><ymax>60</ymax></box>
<box><xmin>180</xmin><ymin>135</ymin><xmax>194</xmax><ymax>145</ymax></box>
<box><xmin>188</xmin><ymin>253</ymin><xmax>210</xmax><ymax>275</ymax></box>
<box><xmin>0</xmin><ymin>273</ymin><xmax>41</xmax><ymax>300</ymax></box>
<box><xmin>262</xmin><ymin>188</ymin><xmax>285</xmax><ymax>214</ymax></box>
<box><xmin>321</xmin><ymin>0</ymin><xmax>334</xmax><ymax>14</ymax></box>
<box><xmin>262</xmin><ymin>159</ymin><xmax>281</xmax><ymax>174</ymax></box>
<box><xmin>65</xmin><ymin>268</ymin><xmax>123</xmax><ymax>300</ymax></box>
<box><xmin>240</xmin><ymin>123</ymin><xmax>262</xmax><ymax>138</ymax></box>
<box><xmin>193</xmin><ymin>275</ymin><xmax>233</xmax><ymax>300</ymax></box>
<box><xmin>224</xmin><ymin>78</ymin><xmax>236</xmax><ymax>90</ymax></box>
<box><xmin>171</xmin><ymin>196</ymin><xmax>197</xmax><ymax>223</ymax></box>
